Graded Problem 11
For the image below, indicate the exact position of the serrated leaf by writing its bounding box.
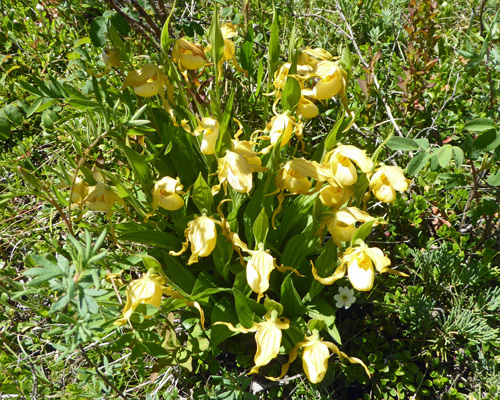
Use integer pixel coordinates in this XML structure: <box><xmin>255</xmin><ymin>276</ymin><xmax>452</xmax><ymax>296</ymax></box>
<box><xmin>464</xmin><ymin>118</ymin><xmax>497</xmax><ymax>132</ymax></box>
<box><xmin>407</xmin><ymin>151</ymin><xmax>431</xmax><ymax>176</ymax></box>
<box><xmin>473</xmin><ymin>130</ymin><xmax>500</xmax><ymax>152</ymax></box>
<box><xmin>386</xmin><ymin>137</ymin><xmax>420</xmax><ymax>151</ymax></box>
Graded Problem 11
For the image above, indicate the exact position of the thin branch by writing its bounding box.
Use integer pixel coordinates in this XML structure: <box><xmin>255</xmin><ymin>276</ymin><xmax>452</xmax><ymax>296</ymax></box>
<box><xmin>78</xmin><ymin>345</ymin><xmax>127</xmax><ymax>400</ymax></box>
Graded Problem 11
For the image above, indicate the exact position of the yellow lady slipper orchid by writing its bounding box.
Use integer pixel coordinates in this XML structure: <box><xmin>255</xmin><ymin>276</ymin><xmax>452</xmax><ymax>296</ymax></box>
<box><xmin>253</xmin><ymin>113</ymin><xmax>305</xmax><ymax>152</ymax></box>
<box><xmin>279</xmin><ymin>331</ymin><xmax>370</xmax><ymax>384</ymax></box>
<box><xmin>84</xmin><ymin>182</ymin><xmax>125</xmax><ymax>217</ymax></box>
<box><xmin>271</xmin><ymin>158</ymin><xmax>333</xmax><ymax>227</ymax></box>
<box><xmin>369</xmin><ymin>165</ymin><xmax>410</xmax><ymax>203</ymax></box>
<box><xmin>296</xmin><ymin>96</ymin><xmax>319</xmax><ymax>119</ymax></box>
<box><xmin>322</xmin><ymin>145</ymin><xmax>373</xmax><ymax>186</ymax></box>
<box><xmin>219</xmin><ymin>23</ymin><xmax>246</xmax><ymax>76</ymax></box>
<box><xmin>152</xmin><ymin>176</ymin><xmax>184</xmax><ymax>211</ymax></box>
<box><xmin>170</xmin><ymin>214</ymin><xmax>218</xmax><ymax>265</ymax></box>
<box><xmin>318</xmin><ymin>184</ymin><xmax>353</xmax><ymax>209</ymax></box>
<box><xmin>215</xmin><ymin>150</ymin><xmax>255</xmax><ymax>194</ymax></box>
<box><xmin>215</xmin><ymin>310</ymin><xmax>290</xmax><ymax>375</ymax></box>
<box><xmin>310</xmin><ymin>61</ymin><xmax>348</xmax><ymax>101</ymax></box>
<box><xmin>114</xmin><ymin>274</ymin><xmax>165</xmax><ymax>325</ymax></box>
<box><xmin>114</xmin><ymin>274</ymin><xmax>206</xmax><ymax>327</ymax></box>
<box><xmin>325</xmin><ymin>207</ymin><xmax>374</xmax><ymax>246</ymax></box>
<box><xmin>95</xmin><ymin>48</ymin><xmax>122</xmax><ymax>77</ymax></box>
<box><xmin>70</xmin><ymin>177</ymin><xmax>89</xmax><ymax>204</ymax></box>
<box><xmin>172</xmin><ymin>38</ymin><xmax>206</xmax><ymax>70</ymax></box>
<box><xmin>244</xmin><ymin>243</ymin><xmax>303</xmax><ymax>302</ymax></box>
<box><xmin>312</xmin><ymin>244</ymin><xmax>408</xmax><ymax>291</ymax></box>
<box><xmin>121</xmin><ymin>63</ymin><xmax>170</xmax><ymax>98</ymax></box>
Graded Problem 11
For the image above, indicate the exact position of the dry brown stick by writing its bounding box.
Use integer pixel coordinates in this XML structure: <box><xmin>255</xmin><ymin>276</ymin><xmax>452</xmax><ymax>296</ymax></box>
<box><xmin>130</xmin><ymin>0</ymin><xmax>162</xmax><ymax>37</ymax></box>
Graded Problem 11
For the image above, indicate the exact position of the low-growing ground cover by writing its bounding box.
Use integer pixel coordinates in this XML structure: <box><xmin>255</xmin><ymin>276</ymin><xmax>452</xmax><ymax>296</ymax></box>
<box><xmin>0</xmin><ymin>0</ymin><xmax>499</xmax><ymax>399</ymax></box>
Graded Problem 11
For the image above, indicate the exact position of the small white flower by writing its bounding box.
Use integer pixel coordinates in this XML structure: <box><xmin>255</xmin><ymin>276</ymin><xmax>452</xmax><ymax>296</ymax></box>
<box><xmin>334</xmin><ymin>286</ymin><xmax>356</xmax><ymax>309</ymax></box>
<box><xmin>36</xmin><ymin>4</ymin><xmax>44</xmax><ymax>11</ymax></box>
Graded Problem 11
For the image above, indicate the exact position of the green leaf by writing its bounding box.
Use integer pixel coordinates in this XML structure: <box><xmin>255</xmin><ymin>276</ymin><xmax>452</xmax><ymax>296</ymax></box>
<box><xmin>233</xmin><ymin>288</ymin><xmax>255</xmax><ymax>329</ymax></box>
<box><xmin>253</xmin><ymin>208</ymin><xmax>269</xmax><ymax>245</ymax></box>
<box><xmin>306</xmin><ymin>239</ymin><xmax>337</xmax><ymax>301</ymax></box>
<box><xmin>350</xmin><ymin>218</ymin><xmax>380</xmax><ymax>247</ymax></box>
<box><xmin>113</xmin><ymin>138</ymin><xmax>153</xmax><ymax>187</ymax></box>
<box><xmin>452</xmin><ymin>146</ymin><xmax>464</xmax><ymax>167</ymax></box>
<box><xmin>487</xmin><ymin>169</ymin><xmax>500</xmax><ymax>186</ymax></box>
<box><xmin>415</xmin><ymin>138</ymin><xmax>429</xmax><ymax>150</ymax></box>
<box><xmin>210</xmin><ymin>297</ymin><xmax>238</xmax><ymax>349</ymax></box>
<box><xmin>192</xmin><ymin>173</ymin><xmax>213</xmax><ymax>213</ymax></box>
<box><xmin>90</xmin><ymin>16</ymin><xmax>108</xmax><ymax>48</ymax></box>
<box><xmin>240</xmin><ymin>25</ymin><xmax>254</xmax><ymax>76</ymax></box>
<box><xmin>23</xmin><ymin>256</ymin><xmax>64</xmax><ymax>286</ymax></box>
<box><xmin>386</xmin><ymin>137</ymin><xmax>420</xmax><ymax>151</ymax></box>
<box><xmin>213</xmin><ymin>235</ymin><xmax>233</xmax><ymax>282</ymax></box>
<box><xmin>3</xmin><ymin>104</ymin><xmax>23</xmax><ymax>126</ymax></box>
<box><xmin>306</xmin><ymin>296</ymin><xmax>341</xmax><ymax>344</ymax></box>
<box><xmin>438</xmin><ymin>145</ymin><xmax>453</xmax><ymax>168</ymax></box>
<box><xmin>281</xmin><ymin>274</ymin><xmax>306</xmax><ymax>318</ymax></box>
<box><xmin>209</xmin><ymin>5</ymin><xmax>225</xmax><ymax>82</ymax></box>
<box><xmin>323</xmin><ymin>108</ymin><xmax>345</xmax><ymax>152</ymax></box>
<box><xmin>307</xmin><ymin>319</ymin><xmax>325</xmax><ymax>333</ymax></box>
<box><xmin>142</xmin><ymin>342</ymin><xmax>170</xmax><ymax>358</ymax></box>
<box><xmin>0</xmin><ymin>109</ymin><xmax>11</xmax><ymax>140</ymax></box>
<box><xmin>264</xmin><ymin>297</ymin><xmax>284</xmax><ymax>316</ymax></box>
<box><xmin>464</xmin><ymin>118</ymin><xmax>497</xmax><ymax>132</ymax></box>
<box><xmin>268</xmin><ymin>6</ymin><xmax>280</xmax><ymax>73</ymax></box>
<box><xmin>163</xmin><ymin>253</ymin><xmax>196</xmax><ymax>295</ymax></box>
<box><xmin>407</xmin><ymin>151</ymin><xmax>430</xmax><ymax>176</ymax></box>
<box><xmin>473</xmin><ymin>130</ymin><xmax>500</xmax><ymax>152</ymax></box>
<box><xmin>119</xmin><ymin>230</ymin><xmax>181</xmax><ymax>250</ymax></box>
<box><xmin>281</xmin><ymin>76</ymin><xmax>301</xmax><ymax>113</ymax></box>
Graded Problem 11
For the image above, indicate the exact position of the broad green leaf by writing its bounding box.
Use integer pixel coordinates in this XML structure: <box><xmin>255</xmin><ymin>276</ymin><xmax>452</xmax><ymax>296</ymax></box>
<box><xmin>192</xmin><ymin>271</ymin><xmax>223</xmax><ymax>296</ymax></box>
<box><xmin>114</xmin><ymin>138</ymin><xmax>153</xmax><ymax>187</ymax></box>
<box><xmin>90</xmin><ymin>16</ymin><xmax>108</xmax><ymax>48</ymax></box>
<box><xmin>307</xmin><ymin>318</ymin><xmax>325</xmax><ymax>333</ymax></box>
<box><xmin>3</xmin><ymin>104</ymin><xmax>23</xmax><ymax>126</ymax></box>
<box><xmin>281</xmin><ymin>274</ymin><xmax>306</xmax><ymax>318</ymax></box>
<box><xmin>306</xmin><ymin>239</ymin><xmax>337</xmax><ymax>301</ymax></box>
<box><xmin>253</xmin><ymin>208</ymin><xmax>269</xmax><ymax>245</ymax></box>
<box><xmin>233</xmin><ymin>288</ymin><xmax>255</xmax><ymax>328</ymax></box>
<box><xmin>192</xmin><ymin>173</ymin><xmax>213</xmax><ymax>213</ymax></box>
<box><xmin>407</xmin><ymin>151</ymin><xmax>430</xmax><ymax>176</ymax></box>
<box><xmin>162</xmin><ymin>253</ymin><xmax>196</xmax><ymax>295</ymax></box>
<box><xmin>386</xmin><ymin>137</ymin><xmax>420</xmax><ymax>151</ymax></box>
<box><xmin>119</xmin><ymin>230</ymin><xmax>181</xmax><ymax>250</ymax></box>
<box><xmin>142</xmin><ymin>342</ymin><xmax>170</xmax><ymax>358</ymax></box>
<box><xmin>240</xmin><ymin>25</ymin><xmax>254</xmax><ymax>76</ymax></box>
<box><xmin>415</xmin><ymin>138</ymin><xmax>429</xmax><ymax>150</ymax></box>
<box><xmin>281</xmin><ymin>76</ymin><xmax>301</xmax><ymax>112</ymax></box>
<box><xmin>213</xmin><ymin>236</ymin><xmax>233</xmax><ymax>282</ymax></box>
<box><xmin>210</xmin><ymin>297</ymin><xmax>238</xmax><ymax>349</ymax></box>
<box><xmin>306</xmin><ymin>296</ymin><xmax>341</xmax><ymax>344</ymax></box>
<box><xmin>464</xmin><ymin>118</ymin><xmax>497</xmax><ymax>132</ymax></box>
<box><xmin>351</xmin><ymin>218</ymin><xmax>381</xmax><ymax>247</ymax></box>
<box><xmin>487</xmin><ymin>169</ymin><xmax>500</xmax><ymax>186</ymax></box>
<box><xmin>452</xmin><ymin>146</ymin><xmax>464</xmax><ymax>167</ymax></box>
<box><xmin>281</xmin><ymin>234</ymin><xmax>318</xmax><ymax>270</ymax></box>
<box><xmin>0</xmin><ymin>109</ymin><xmax>11</xmax><ymax>140</ymax></box>
<box><xmin>438</xmin><ymin>144</ymin><xmax>453</xmax><ymax>168</ymax></box>
<box><xmin>473</xmin><ymin>130</ymin><xmax>500</xmax><ymax>152</ymax></box>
